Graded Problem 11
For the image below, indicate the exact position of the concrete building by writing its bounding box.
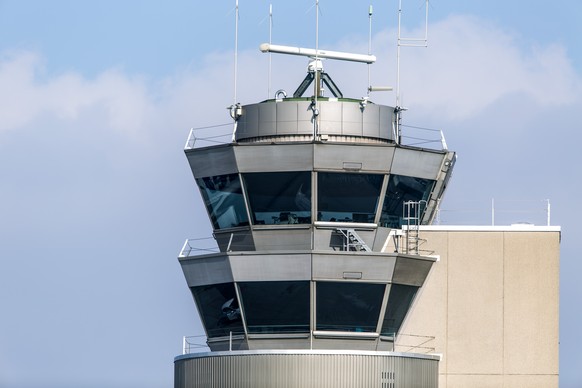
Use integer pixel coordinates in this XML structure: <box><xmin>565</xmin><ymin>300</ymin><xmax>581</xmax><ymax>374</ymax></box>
<box><xmin>400</xmin><ymin>226</ymin><xmax>560</xmax><ymax>387</ymax></box>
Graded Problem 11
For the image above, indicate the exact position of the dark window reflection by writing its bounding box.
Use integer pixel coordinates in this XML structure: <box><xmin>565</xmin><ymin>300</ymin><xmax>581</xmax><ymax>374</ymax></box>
<box><xmin>316</xmin><ymin>282</ymin><xmax>385</xmax><ymax>332</ymax></box>
<box><xmin>197</xmin><ymin>174</ymin><xmax>249</xmax><ymax>229</ymax></box>
<box><xmin>243</xmin><ymin>172</ymin><xmax>311</xmax><ymax>225</ymax></box>
<box><xmin>317</xmin><ymin>173</ymin><xmax>383</xmax><ymax>223</ymax></box>
<box><xmin>380</xmin><ymin>175</ymin><xmax>435</xmax><ymax>228</ymax></box>
<box><xmin>380</xmin><ymin>284</ymin><xmax>418</xmax><ymax>336</ymax></box>
<box><xmin>190</xmin><ymin>283</ymin><xmax>244</xmax><ymax>338</ymax></box>
<box><xmin>238</xmin><ymin>281</ymin><xmax>310</xmax><ymax>333</ymax></box>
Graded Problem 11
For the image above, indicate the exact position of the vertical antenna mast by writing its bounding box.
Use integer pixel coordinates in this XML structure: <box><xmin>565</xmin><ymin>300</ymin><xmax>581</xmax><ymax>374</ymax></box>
<box><xmin>268</xmin><ymin>3</ymin><xmax>273</xmax><ymax>98</ymax></box>
<box><xmin>234</xmin><ymin>0</ymin><xmax>239</xmax><ymax>106</ymax></box>
<box><xmin>367</xmin><ymin>4</ymin><xmax>373</xmax><ymax>97</ymax></box>
<box><xmin>313</xmin><ymin>0</ymin><xmax>320</xmax><ymax>140</ymax></box>
<box><xmin>231</xmin><ymin>0</ymin><xmax>242</xmax><ymax>142</ymax></box>
<box><xmin>395</xmin><ymin>0</ymin><xmax>429</xmax><ymax>143</ymax></box>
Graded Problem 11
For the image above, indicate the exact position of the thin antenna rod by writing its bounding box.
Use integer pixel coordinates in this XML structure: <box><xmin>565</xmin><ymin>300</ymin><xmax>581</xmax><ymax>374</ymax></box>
<box><xmin>396</xmin><ymin>0</ymin><xmax>429</xmax><ymax>106</ymax></box>
<box><xmin>268</xmin><ymin>3</ymin><xmax>273</xmax><ymax>98</ymax></box>
<box><xmin>396</xmin><ymin>0</ymin><xmax>402</xmax><ymax>107</ymax></box>
<box><xmin>314</xmin><ymin>0</ymin><xmax>320</xmax><ymax>140</ymax></box>
<box><xmin>395</xmin><ymin>0</ymin><xmax>430</xmax><ymax>144</ymax></box>
<box><xmin>367</xmin><ymin>4</ymin><xmax>373</xmax><ymax>96</ymax></box>
<box><xmin>234</xmin><ymin>0</ymin><xmax>239</xmax><ymax>106</ymax></box>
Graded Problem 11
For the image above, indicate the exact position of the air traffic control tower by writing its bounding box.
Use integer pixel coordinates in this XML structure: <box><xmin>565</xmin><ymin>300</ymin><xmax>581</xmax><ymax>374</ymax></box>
<box><xmin>174</xmin><ymin>44</ymin><xmax>456</xmax><ymax>388</ymax></box>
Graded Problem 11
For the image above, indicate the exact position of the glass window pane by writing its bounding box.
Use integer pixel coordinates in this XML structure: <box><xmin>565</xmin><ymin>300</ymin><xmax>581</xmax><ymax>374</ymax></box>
<box><xmin>197</xmin><ymin>174</ymin><xmax>249</xmax><ymax>229</ymax></box>
<box><xmin>317</xmin><ymin>173</ymin><xmax>383</xmax><ymax>223</ymax></box>
<box><xmin>316</xmin><ymin>282</ymin><xmax>385</xmax><ymax>332</ymax></box>
<box><xmin>238</xmin><ymin>281</ymin><xmax>310</xmax><ymax>333</ymax></box>
<box><xmin>243</xmin><ymin>172</ymin><xmax>311</xmax><ymax>225</ymax></box>
<box><xmin>190</xmin><ymin>283</ymin><xmax>244</xmax><ymax>338</ymax></box>
<box><xmin>380</xmin><ymin>284</ymin><xmax>418</xmax><ymax>336</ymax></box>
<box><xmin>379</xmin><ymin>175</ymin><xmax>435</xmax><ymax>228</ymax></box>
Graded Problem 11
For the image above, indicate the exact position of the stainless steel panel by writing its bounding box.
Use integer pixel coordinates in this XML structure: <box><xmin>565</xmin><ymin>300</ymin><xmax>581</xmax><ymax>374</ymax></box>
<box><xmin>276</xmin><ymin>101</ymin><xmax>298</xmax><ymax>134</ymax></box>
<box><xmin>379</xmin><ymin>105</ymin><xmax>394</xmax><ymax>140</ymax></box>
<box><xmin>179</xmin><ymin>254</ymin><xmax>233</xmax><ymax>286</ymax></box>
<box><xmin>390</xmin><ymin>147</ymin><xmax>446</xmax><ymax>180</ymax></box>
<box><xmin>258</xmin><ymin>101</ymin><xmax>276</xmax><ymax>136</ymax></box>
<box><xmin>235</xmin><ymin>100</ymin><xmax>395</xmax><ymax>142</ymax></box>
<box><xmin>313</xmin><ymin>143</ymin><xmax>394</xmax><ymax>172</ymax></box>
<box><xmin>238</xmin><ymin>103</ymin><xmax>259</xmax><ymax>138</ymax></box>
<box><xmin>175</xmin><ymin>351</ymin><xmax>439</xmax><ymax>388</ymax></box>
<box><xmin>342</xmin><ymin>101</ymin><xmax>363</xmax><ymax>136</ymax></box>
<box><xmin>186</xmin><ymin>145</ymin><xmax>238</xmax><ymax>178</ymax></box>
<box><xmin>373</xmin><ymin>227</ymin><xmax>392</xmax><ymax>252</ymax></box>
<box><xmin>252</xmin><ymin>228</ymin><xmax>312</xmax><ymax>250</ymax></box>
<box><xmin>296</xmin><ymin>101</ymin><xmax>314</xmax><ymax>135</ymax></box>
<box><xmin>392</xmin><ymin>255</ymin><xmax>435</xmax><ymax>286</ymax></box>
<box><xmin>319</xmin><ymin>100</ymin><xmax>343</xmax><ymax>134</ymax></box>
<box><xmin>229</xmin><ymin>252</ymin><xmax>312</xmax><ymax>281</ymax></box>
<box><xmin>312</xmin><ymin>253</ymin><xmax>396</xmax><ymax>281</ymax></box>
<box><xmin>234</xmin><ymin>144</ymin><xmax>313</xmax><ymax>172</ymax></box>
<box><xmin>214</xmin><ymin>230</ymin><xmax>255</xmax><ymax>252</ymax></box>
<box><xmin>362</xmin><ymin>104</ymin><xmax>380</xmax><ymax>138</ymax></box>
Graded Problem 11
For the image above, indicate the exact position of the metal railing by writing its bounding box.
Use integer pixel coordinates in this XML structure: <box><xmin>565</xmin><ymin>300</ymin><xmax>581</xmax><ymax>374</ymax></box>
<box><xmin>394</xmin><ymin>333</ymin><xmax>436</xmax><ymax>354</ymax></box>
<box><xmin>182</xmin><ymin>335</ymin><xmax>211</xmax><ymax>354</ymax></box>
<box><xmin>434</xmin><ymin>198</ymin><xmax>552</xmax><ymax>226</ymax></box>
<box><xmin>335</xmin><ymin>228</ymin><xmax>372</xmax><ymax>252</ymax></box>
<box><xmin>179</xmin><ymin>238</ymin><xmax>220</xmax><ymax>258</ymax></box>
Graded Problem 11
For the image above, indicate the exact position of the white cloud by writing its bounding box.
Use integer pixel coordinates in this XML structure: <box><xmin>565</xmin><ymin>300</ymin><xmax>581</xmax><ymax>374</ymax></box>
<box><xmin>395</xmin><ymin>15</ymin><xmax>582</xmax><ymax>120</ymax></box>
<box><xmin>0</xmin><ymin>14</ymin><xmax>580</xmax><ymax>142</ymax></box>
<box><xmin>0</xmin><ymin>50</ymin><xmax>154</xmax><ymax>135</ymax></box>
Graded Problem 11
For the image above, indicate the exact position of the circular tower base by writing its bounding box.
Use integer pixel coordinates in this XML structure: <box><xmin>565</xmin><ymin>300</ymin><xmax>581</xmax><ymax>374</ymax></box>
<box><xmin>174</xmin><ymin>350</ymin><xmax>439</xmax><ymax>388</ymax></box>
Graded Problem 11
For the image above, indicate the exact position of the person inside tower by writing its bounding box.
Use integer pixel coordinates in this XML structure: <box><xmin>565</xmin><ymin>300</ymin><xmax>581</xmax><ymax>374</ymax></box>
<box><xmin>218</xmin><ymin>298</ymin><xmax>241</xmax><ymax>326</ymax></box>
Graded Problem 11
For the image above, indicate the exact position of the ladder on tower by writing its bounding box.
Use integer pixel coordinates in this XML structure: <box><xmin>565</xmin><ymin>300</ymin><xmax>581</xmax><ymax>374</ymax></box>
<box><xmin>335</xmin><ymin>228</ymin><xmax>372</xmax><ymax>252</ymax></box>
<box><xmin>403</xmin><ymin>200</ymin><xmax>427</xmax><ymax>255</ymax></box>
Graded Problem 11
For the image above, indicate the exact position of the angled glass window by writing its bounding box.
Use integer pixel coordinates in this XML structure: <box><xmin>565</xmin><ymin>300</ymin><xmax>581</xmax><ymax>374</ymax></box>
<box><xmin>317</xmin><ymin>172</ymin><xmax>383</xmax><ymax>223</ymax></box>
<box><xmin>197</xmin><ymin>174</ymin><xmax>249</xmax><ymax>229</ymax></box>
<box><xmin>238</xmin><ymin>281</ymin><xmax>310</xmax><ymax>334</ymax></box>
<box><xmin>380</xmin><ymin>284</ymin><xmax>418</xmax><ymax>336</ymax></box>
<box><xmin>316</xmin><ymin>281</ymin><xmax>385</xmax><ymax>332</ymax></box>
<box><xmin>190</xmin><ymin>283</ymin><xmax>244</xmax><ymax>338</ymax></box>
<box><xmin>379</xmin><ymin>174</ymin><xmax>435</xmax><ymax>228</ymax></box>
<box><xmin>243</xmin><ymin>172</ymin><xmax>311</xmax><ymax>225</ymax></box>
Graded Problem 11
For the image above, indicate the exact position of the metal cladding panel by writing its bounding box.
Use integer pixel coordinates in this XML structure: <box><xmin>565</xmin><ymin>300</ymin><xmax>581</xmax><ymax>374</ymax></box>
<box><xmin>423</xmin><ymin>151</ymin><xmax>456</xmax><ymax>223</ymax></box>
<box><xmin>373</xmin><ymin>227</ymin><xmax>392</xmax><ymax>252</ymax></box>
<box><xmin>318</xmin><ymin>100</ymin><xmax>343</xmax><ymax>134</ymax></box>
<box><xmin>276</xmin><ymin>101</ymin><xmax>298</xmax><ymax>134</ymax></box>
<box><xmin>258</xmin><ymin>101</ymin><xmax>277</xmax><ymax>135</ymax></box>
<box><xmin>342</xmin><ymin>101</ymin><xmax>363</xmax><ymax>136</ymax></box>
<box><xmin>252</xmin><ymin>228</ymin><xmax>312</xmax><ymax>250</ymax></box>
<box><xmin>390</xmin><ymin>147</ymin><xmax>446</xmax><ymax>180</ymax></box>
<box><xmin>186</xmin><ymin>145</ymin><xmax>237</xmax><ymax>178</ymax></box>
<box><xmin>379</xmin><ymin>105</ymin><xmax>394</xmax><ymax>140</ymax></box>
<box><xmin>296</xmin><ymin>101</ymin><xmax>315</xmax><ymax>134</ymax></box>
<box><xmin>214</xmin><ymin>230</ymin><xmax>255</xmax><ymax>252</ymax></box>
<box><xmin>229</xmin><ymin>252</ymin><xmax>312</xmax><ymax>281</ymax></box>
<box><xmin>362</xmin><ymin>104</ymin><xmax>380</xmax><ymax>138</ymax></box>
<box><xmin>238</xmin><ymin>103</ymin><xmax>259</xmax><ymax>138</ymax></box>
<box><xmin>179</xmin><ymin>254</ymin><xmax>233</xmax><ymax>287</ymax></box>
<box><xmin>313</xmin><ymin>143</ymin><xmax>394</xmax><ymax>172</ymax></box>
<box><xmin>174</xmin><ymin>351</ymin><xmax>439</xmax><ymax>388</ymax></box>
<box><xmin>392</xmin><ymin>255</ymin><xmax>436</xmax><ymax>287</ymax></box>
<box><xmin>234</xmin><ymin>144</ymin><xmax>313</xmax><ymax>172</ymax></box>
<box><xmin>312</xmin><ymin>253</ymin><xmax>396</xmax><ymax>281</ymax></box>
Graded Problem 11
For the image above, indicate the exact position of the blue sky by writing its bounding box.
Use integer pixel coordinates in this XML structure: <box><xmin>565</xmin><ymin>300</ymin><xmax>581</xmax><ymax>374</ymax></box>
<box><xmin>1</xmin><ymin>1</ymin><xmax>581</xmax><ymax>387</ymax></box>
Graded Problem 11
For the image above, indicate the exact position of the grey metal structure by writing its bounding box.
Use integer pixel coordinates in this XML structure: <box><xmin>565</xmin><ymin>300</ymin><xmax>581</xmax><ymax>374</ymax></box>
<box><xmin>175</xmin><ymin>350</ymin><xmax>440</xmax><ymax>388</ymax></box>
<box><xmin>176</xmin><ymin>58</ymin><xmax>455</xmax><ymax>387</ymax></box>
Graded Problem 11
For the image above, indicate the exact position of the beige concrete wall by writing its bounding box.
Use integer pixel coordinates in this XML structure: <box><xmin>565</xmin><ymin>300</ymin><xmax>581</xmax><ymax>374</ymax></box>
<box><xmin>399</xmin><ymin>226</ymin><xmax>560</xmax><ymax>387</ymax></box>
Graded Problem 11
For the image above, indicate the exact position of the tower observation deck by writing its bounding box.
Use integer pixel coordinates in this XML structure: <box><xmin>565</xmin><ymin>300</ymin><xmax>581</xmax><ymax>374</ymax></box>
<box><xmin>175</xmin><ymin>42</ymin><xmax>456</xmax><ymax>387</ymax></box>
